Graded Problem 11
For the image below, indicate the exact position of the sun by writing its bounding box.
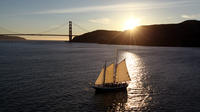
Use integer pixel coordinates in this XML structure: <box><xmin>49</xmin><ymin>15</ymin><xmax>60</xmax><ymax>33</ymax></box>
<box><xmin>123</xmin><ymin>18</ymin><xmax>140</xmax><ymax>31</ymax></box>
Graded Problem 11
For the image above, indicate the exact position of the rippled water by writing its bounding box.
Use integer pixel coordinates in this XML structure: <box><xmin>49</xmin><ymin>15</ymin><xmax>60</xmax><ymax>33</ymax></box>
<box><xmin>0</xmin><ymin>41</ymin><xmax>200</xmax><ymax>112</ymax></box>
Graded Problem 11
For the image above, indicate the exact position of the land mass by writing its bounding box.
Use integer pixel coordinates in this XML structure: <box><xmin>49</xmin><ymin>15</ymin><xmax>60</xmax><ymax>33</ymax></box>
<box><xmin>72</xmin><ymin>20</ymin><xmax>200</xmax><ymax>47</ymax></box>
<box><xmin>0</xmin><ymin>35</ymin><xmax>26</xmax><ymax>41</ymax></box>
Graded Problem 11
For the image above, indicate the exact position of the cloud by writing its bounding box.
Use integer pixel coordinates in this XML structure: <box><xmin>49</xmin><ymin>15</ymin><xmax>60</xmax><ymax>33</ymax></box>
<box><xmin>35</xmin><ymin>1</ymin><xmax>192</xmax><ymax>14</ymax></box>
<box><xmin>89</xmin><ymin>18</ymin><xmax>110</xmax><ymax>24</ymax></box>
<box><xmin>181</xmin><ymin>15</ymin><xmax>191</xmax><ymax>19</ymax></box>
<box><xmin>181</xmin><ymin>14</ymin><xmax>200</xmax><ymax>19</ymax></box>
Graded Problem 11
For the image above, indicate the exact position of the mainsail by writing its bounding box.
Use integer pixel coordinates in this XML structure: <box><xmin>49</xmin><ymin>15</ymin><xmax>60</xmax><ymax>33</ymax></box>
<box><xmin>105</xmin><ymin>64</ymin><xmax>114</xmax><ymax>83</ymax></box>
<box><xmin>115</xmin><ymin>59</ymin><xmax>131</xmax><ymax>82</ymax></box>
<box><xmin>95</xmin><ymin>64</ymin><xmax>114</xmax><ymax>85</ymax></box>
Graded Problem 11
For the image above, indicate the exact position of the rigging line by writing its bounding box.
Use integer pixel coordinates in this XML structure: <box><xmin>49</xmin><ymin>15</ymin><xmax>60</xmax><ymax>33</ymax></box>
<box><xmin>37</xmin><ymin>23</ymin><xmax>66</xmax><ymax>34</ymax></box>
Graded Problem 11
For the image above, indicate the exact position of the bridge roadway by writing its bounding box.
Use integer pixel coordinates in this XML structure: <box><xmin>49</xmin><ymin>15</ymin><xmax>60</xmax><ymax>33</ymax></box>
<box><xmin>0</xmin><ymin>34</ymin><xmax>79</xmax><ymax>36</ymax></box>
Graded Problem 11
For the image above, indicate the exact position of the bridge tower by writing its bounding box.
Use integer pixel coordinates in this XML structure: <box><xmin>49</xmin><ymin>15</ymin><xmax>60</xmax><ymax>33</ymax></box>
<box><xmin>69</xmin><ymin>21</ymin><xmax>72</xmax><ymax>41</ymax></box>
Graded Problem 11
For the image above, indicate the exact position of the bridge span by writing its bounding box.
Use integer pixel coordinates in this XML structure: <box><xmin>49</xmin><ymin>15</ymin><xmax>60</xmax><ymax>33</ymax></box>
<box><xmin>0</xmin><ymin>34</ymin><xmax>79</xmax><ymax>36</ymax></box>
<box><xmin>0</xmin><ymin>21</ymin><xmax>83</xmax><ymax>41</ymax></box>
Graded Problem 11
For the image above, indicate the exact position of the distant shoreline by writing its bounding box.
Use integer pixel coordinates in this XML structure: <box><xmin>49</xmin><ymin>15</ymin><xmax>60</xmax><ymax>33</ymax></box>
<box><xmin>71</xmin><ymin>20</ymin><xmax>200</xmax><ymax>47</ymax></box>
<box><xmin>1</xmin><ymin>20</ymin><xmax>200</xmax><ymax>47</ymax></box>
<box><xmin>1</xmin><ymin>38</ymin><xmax>200</xmax><ymax>48</ymax></box>
<box><xmin>0</xmin><ymin>35</ymin><xmax>26</xmax><ymax>41</ymax></box>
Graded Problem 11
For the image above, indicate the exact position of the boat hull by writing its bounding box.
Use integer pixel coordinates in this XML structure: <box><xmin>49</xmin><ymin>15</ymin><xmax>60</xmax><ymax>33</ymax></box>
<box><xmin>92</xmin><ymin>84</ymin><xmax>128</xmax><ymax>92</ymax></box>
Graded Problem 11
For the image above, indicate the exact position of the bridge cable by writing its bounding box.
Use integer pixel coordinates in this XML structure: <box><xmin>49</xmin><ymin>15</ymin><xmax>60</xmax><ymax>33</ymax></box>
<box><xmin>37</xmin><ymin>23</ymin><xmax>66</xmax><ymax>34</ymax></box>
<box><xmin>0</xmin><ymin>26</ymin><xmax>23</xmax><ymax>34</ymax></box>
<box><xmin>73</xmin><ymin>23</ymin><xmax>89</xmax><ymax>33</ymax></box>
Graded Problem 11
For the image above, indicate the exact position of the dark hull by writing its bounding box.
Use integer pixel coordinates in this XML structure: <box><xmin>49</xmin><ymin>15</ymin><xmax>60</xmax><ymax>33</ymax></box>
<box><xmin>93</xmin><ymin>84</ymin><xmax>128</xmax><ymax>92</ymax></box>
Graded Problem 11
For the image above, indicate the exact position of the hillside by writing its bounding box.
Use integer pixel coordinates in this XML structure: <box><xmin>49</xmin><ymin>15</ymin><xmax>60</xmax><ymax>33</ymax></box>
<box><xmin>0</xmin><ymin>35</ymin><xmax>26</xmax><ymax>40</ymax></box>
<box><xmin>71</xmin><ymin>20</ymin><xmax>200</xmax><ymax>47</ymax></box>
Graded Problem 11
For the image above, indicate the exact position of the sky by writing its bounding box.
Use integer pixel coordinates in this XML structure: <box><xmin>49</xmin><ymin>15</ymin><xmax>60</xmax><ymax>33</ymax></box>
<box><xmin>0</xmin><ymin>0</ymin><xmax>200</xmax><ymax>40</ymax></box>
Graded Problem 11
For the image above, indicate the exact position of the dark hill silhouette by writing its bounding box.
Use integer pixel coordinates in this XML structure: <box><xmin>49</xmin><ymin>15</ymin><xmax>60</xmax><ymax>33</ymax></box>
<box><xmin>0</xmin><ymin>35</ymin><xmax>26</xmax><ymax>40</ymax></box>
<box><xmin>71</xmin><ymin>20</ymin><xmax>200</xmax><ymax>47</ymax></box>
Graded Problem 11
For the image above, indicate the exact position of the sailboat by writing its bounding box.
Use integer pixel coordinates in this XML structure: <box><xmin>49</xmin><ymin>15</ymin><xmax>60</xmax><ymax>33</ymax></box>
<box><xmin>93</xmin><ymin>51</ymin><xmax>131</xmax><ymax>91</ymax></box>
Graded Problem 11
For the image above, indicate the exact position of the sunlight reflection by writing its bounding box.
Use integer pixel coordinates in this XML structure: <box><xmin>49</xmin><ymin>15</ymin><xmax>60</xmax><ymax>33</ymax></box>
<box><xmin>119</xmin><ymin>51</ymin><xmax>150</xmax><ymax>111</ymax></box>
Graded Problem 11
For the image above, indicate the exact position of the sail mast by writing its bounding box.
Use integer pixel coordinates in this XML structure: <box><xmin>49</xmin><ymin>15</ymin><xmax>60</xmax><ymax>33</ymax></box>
<box><xmin>103</xmin><ymin>61</ymin><xmax>106</xmax><ymax>84</ymax></box>
<box><xmin>114</xmin><ymin>49</ymin><xmax>118</xmax><ymax>83</ymax></box>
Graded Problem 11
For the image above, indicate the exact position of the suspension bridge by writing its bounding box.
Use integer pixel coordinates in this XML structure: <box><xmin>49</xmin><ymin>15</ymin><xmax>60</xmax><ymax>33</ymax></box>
<box><xmin>0</xmin><ymin>21</ymin><xmax>88</xmax><ymax>41</ymax></box>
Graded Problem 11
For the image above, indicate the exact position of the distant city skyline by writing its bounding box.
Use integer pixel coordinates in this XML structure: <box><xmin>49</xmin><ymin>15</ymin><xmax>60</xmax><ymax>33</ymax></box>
<box><xmin>0</xmin><ymin>0</ymin><xmax>200</xmax><ymax>40</ymax></box>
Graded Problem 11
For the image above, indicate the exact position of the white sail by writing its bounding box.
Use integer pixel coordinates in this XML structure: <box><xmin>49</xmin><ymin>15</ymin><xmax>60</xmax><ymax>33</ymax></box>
<box><xmin>95</xmin><ymin>68</ymin><xmax>104</xmax><ymax>85</ymax></box>
<box><xmin>105</xmin><ymin>64</ymin><xmax>114</xmax><ymax>83</ymax></box>
<box><xmin>115</xmin><ymin>59</ymin><xmax>131</xmax><ymax>82</ymax></box>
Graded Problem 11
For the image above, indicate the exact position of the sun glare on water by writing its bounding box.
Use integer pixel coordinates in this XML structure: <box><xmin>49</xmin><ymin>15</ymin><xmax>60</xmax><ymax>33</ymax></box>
<box><xmin>123</xmin><ymin>18</ymin><xmax>140</xmax><ymax>31</ymax></box>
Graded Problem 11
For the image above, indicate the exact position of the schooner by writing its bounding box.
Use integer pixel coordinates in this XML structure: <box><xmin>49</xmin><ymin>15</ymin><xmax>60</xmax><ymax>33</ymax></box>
<box><xmin>93</xmin><ymin>50</ymin><xmax>131</xmax><ymax>91</ymax></box>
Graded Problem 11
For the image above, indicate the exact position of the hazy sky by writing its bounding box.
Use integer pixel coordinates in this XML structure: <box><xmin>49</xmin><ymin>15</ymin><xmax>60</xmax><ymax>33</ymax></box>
<box><xmin>0</xmin><ymin>0</ymin><xmax>200</xmax><ymax>40</ymax></box>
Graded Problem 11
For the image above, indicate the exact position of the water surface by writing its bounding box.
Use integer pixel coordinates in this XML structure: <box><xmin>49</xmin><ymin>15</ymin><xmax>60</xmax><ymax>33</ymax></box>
<box><xmin>0</xmin><ymin>41</ymin><xmax>200</xmax><ymax>111</ymax></box>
